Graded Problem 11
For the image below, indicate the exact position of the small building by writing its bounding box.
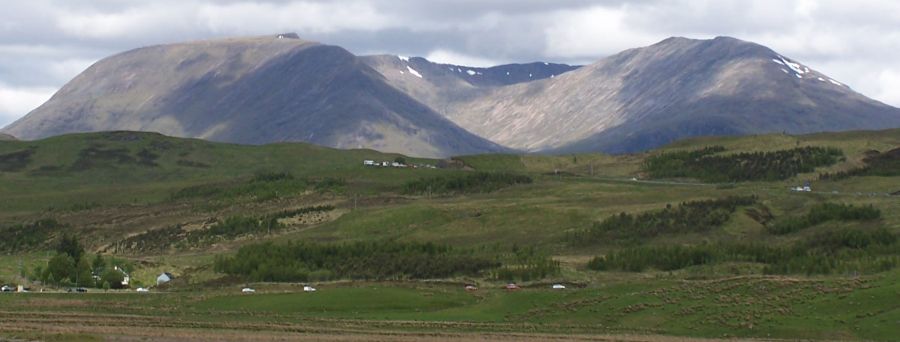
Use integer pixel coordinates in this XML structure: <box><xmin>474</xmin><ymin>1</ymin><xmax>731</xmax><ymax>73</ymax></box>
<box><xmin>381</xmin><ymin>161</ymin><xmax>390</xmax><ymax>167</ymax></box>
<box><xmin>114</xmin><ymin>266</ymin><xmax>130</xmax><ymax>287</ymax></box>
<box><xmin>157</xmin><ymin>272</ymin><xmax>174</xmax><ymax>285</ymax></box>
<box><xmin>364</xmin><ymin>160</ymin><xmax>376</xmax><ymax>166</ymax></box>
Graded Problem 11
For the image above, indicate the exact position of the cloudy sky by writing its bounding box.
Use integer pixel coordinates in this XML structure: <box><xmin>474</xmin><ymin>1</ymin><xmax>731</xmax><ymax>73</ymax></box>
<box><xmin>2</xmin><ymin>0</ymin><xmax>899</xmax><ymax>128</ymax></box>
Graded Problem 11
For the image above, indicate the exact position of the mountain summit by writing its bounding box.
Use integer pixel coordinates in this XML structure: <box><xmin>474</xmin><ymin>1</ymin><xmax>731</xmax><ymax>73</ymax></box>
<box><xmin>4</xmin><ymin>35</ymin><xmax>899</xmax><ymax>155</ymax></box>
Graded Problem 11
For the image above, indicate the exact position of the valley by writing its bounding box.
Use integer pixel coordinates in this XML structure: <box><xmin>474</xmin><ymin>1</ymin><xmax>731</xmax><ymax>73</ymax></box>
<box><xmin>0</xmin><ymin>129</ymin><xmax>898</xmax><ymax>340</ymax></box>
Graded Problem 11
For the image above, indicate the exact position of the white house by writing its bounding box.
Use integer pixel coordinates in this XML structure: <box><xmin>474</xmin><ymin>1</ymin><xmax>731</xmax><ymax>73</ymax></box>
<box><xmin>157</xmin><ymin>272</ymin><xmax>174</xmax><ymax>285</ymax></box>
<box><xmin>363</xmin><ymin>160</ymin><xmax>376</xmax><ymax>166</ymax></box>
<box><xmin>114</xmin><ymin>266</ymin><xmax>130</xmax><ymax>287</ymax></box>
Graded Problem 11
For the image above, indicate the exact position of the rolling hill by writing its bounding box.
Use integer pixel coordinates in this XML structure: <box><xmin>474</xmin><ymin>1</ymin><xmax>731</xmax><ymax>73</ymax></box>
<box><xmin>1</xmin><ymin>128</ymin><xmax>899</xmax><ymax>341</ymax></box>
<box><xmin>0</xmin><ymin>133</ymin><xmax>14</xmax><ymax>141</ymax></box>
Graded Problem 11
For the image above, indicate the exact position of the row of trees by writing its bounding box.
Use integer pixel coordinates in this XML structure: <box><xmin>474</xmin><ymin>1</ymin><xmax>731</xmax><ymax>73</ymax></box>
<box><xmin>477</xmin><ymin>244</ymin><xmax>562</xmax><ymax>282</ymax></box>
<box><xmin>588</xmin><ymin>228</ymin><xmax>897</xmax><ymax>275</ymax></box>
<box><xmin>573</xmin><ymin>196</ymin><xmax>757</xmax><ymax>245</ymax></box>
<box><xmin>32</xmin><ymin>235</ymin><xmax>130</xmax><ymax>289</ymax></box>
<box><xmin>766</xmin><ymin>202</ymin><xmax>881</xmax><ymax>235</ymax></box>
<box><xmin>403</xmin><ymin>172</ymin><xmax>532</xmax><ymax>195</ymax></box>
<box><xmin>643</xmin><ymin>146</ymin><xmax>843</xmax><ymax>182</ymax></box>
<box><xmin>214</xmin><ymin>241</ymin><xmax>500</xmax><ymax>281</ymax></box>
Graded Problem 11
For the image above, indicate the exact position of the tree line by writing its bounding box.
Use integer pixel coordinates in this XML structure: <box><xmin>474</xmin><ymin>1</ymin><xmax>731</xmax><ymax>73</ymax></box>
<box><xmin>214</xmin><ymin>241</ymin><xmax>560</xmax><ymax>282</ymax></box>
<box><xmin>31</xmin><ymin>234</ymin><xmax>134</xmax><ymax>289</ymax></box>
<box><xmin>643</xmin><ymin>146</ymin><xmax>843</xmax><ymax>182</ymax></box>
<box><xmin>403</xmin><ymin>172</ymin><xmax>532</xmax><ymax>195</ymax></box>
<box><xmin>588</xmin><ymin>227</ymin><xmax>897</xmax><ymax>275</ymax></box>
<box><xmin>766</xmin><ymin>202</ymin><xmax>881</xmax><ymax>235</ymax></box>
<box><xmin>572</xmin><ymin>196</ymin><xmax>757</xmax><ymax>245</ymax></box>
<box><xmin>214</xmin><ymin>241</ymin><xmax>499</xmax><ymax>281</ymax></box>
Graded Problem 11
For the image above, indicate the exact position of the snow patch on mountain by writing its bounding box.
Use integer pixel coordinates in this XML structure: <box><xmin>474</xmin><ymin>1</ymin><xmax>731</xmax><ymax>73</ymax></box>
<box><xmin>406</xmin><ymin>66</ymin><xmax>422</xmax><ymax>78</ymax></box>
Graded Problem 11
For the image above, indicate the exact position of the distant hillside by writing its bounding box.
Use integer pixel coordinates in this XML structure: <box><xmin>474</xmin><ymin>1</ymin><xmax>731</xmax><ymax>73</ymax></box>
<box><xmin>0</xmin><ymin>133</ymin><xmax>14</xmax><ymax>141</ymax></box>
<box><xmin>440</xmin><ymin>37</ymin><xmax>900</xmax><ymax>153</ymax></box>
<box><xmin>1</xmin><ymin>35</ymin><xmax>505</xmax><ymax>158</ymax></box>
<box><xmin>5</xmin><ymin>34</ymin><xmax>899</xmax><ymax>156</ymax></box>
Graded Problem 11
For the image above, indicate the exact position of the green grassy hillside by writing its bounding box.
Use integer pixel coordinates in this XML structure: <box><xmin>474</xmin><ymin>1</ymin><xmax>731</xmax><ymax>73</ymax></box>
<box><xmin>0</xmin><ymin>129</ymin><xmax>898</xmax><ymax>341</ymax></box>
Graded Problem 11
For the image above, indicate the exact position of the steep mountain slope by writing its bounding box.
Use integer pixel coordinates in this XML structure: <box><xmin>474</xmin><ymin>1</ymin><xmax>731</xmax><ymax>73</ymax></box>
<box><xmin>436</xmin><ymin>37</ymin><xmax>900</xmax><ymax>153</ymax></box>
<box><xmin>1</xmin><ymin>35</ymin><xmax>504</xmax><ymax>158</ymax></box>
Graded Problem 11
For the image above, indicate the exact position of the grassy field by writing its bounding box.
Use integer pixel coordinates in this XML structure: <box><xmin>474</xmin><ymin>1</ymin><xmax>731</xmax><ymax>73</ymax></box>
<box><xmin>0</xmin><ymin>129</ymin><xmax>898</xmax><ymax>340</ymax></box>
<box><xmin>0</xmin><ymin>272</ymin><xmax>897</xmax><ymax>340</ymax></box>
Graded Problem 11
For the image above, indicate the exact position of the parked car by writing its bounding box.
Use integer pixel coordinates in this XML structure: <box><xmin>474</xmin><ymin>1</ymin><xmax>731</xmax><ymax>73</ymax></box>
<box><xmin>552</xmin><ymin>284</ymin><xmax>566</xmax><ymax>290</ymax></box>
<box><xmin>241</xmin><ymin>287</ymin><xmax>256</xmax><ymax>293</ymax></box>
<box><xmin>0</xmin><ymin>285</ymin><xmax>13</xmax><ymax>292</ymax></box>
<box><xmin>303</xmin><ymin>286</ymin><xmax>317</xmax><ymax>292</ymax></box>
<box><xmin>67</xmin><ymin>287</ymin><xmax>88</xmax><ymax>293</ymax></box>
<box><xmin>136</xmin><ymin>287</ymin><xmax>150</xmax><ymax>292</ymax></box>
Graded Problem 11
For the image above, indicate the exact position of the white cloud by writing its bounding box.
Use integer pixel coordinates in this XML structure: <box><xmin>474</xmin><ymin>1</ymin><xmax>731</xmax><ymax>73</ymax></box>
<box><xmin>543</xmin><ymin>5</ymin><xmax>663</xmax><ymax>59</ymax></box>
<box><xmin>197</xmin><ymin>1</ymin><xmax>392</xmax><ymax>35</ymax></box>
<box><xmin>874</xmin><ymin>69</ymin><xmax>900</xmax><ymax>107</ymax></box>
<box><xmin>0</xmin><ymin>84</ymin><xmax>56</xmax><ymax>127</ymax></box>
<box><xmin>425</xmin><ymin>49</ymin><xmax>504</xmax><ymax>67</ymax></box>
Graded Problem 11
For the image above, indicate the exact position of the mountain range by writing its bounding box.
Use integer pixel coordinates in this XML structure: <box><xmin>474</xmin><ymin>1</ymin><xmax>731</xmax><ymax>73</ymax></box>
<box><xmin>4</xmin><ymin>34</ymin><xmax>899</xmax><ymax>157</ymax></box>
